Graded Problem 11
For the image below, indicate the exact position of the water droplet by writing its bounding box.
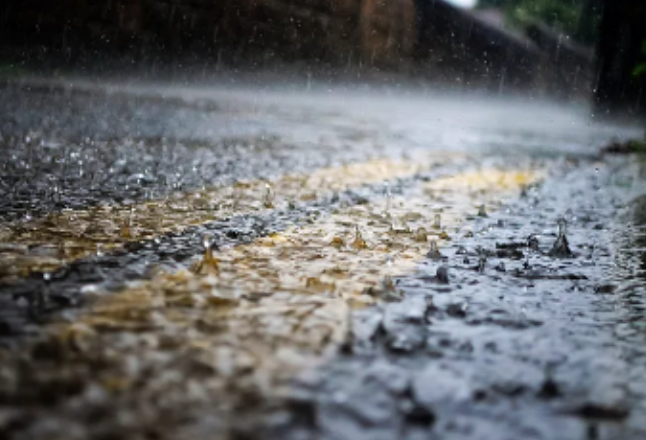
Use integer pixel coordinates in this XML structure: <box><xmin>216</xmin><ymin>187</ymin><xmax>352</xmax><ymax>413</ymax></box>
<box><xmin>432</xmin><ymin>214</ymin><xmax>442</xmax><ymax>229</ymax></box>
<box><xmin>192</xmin><ymin>234</ymin><xmax>220</xmax><ymax>275</ymax></box>
<box><xmin>557</xmin><ymin>217</ymin><xmax>568</xmax><ymax>236</ymax></box>
<box><xmin>384</xmin><ymin>181</ymin><xmax>392</xmax><ymax>213</ymax></box>
<box><xmin>477</xmin><ymin>254</ymin><xmax>487</xmax><ymax>273</ymax></box>
<box><xmin>363</xmin><ymin>276</ymin><xmax>400</xmax><ymax>301</ymax></box>
<box><xmin>426</xmin><ymin>240</ymin><xmax>444</xmax><ymax>261</ymax></box>
<box><xmin>120</xmin><ymin>217</ymin><xmax>133</xmax><ymax>239</ymax></box>
<box><xmin>436</xmin><ymin>265</ymin><xmax>449</xmax><ymax>284</ymax></box>
<box><xmin>549</xmin><ymin>217</ymin><xmax>573</xmax><ymax>258</ymax></box>
<box><xmin>351</xmin><ymin>225</ymin><xmax>367</xmax><ymax>250</ymax></box>
<box><xmin>37</xmin><ymin>272</ymin><xmax>52</xmax><ymax>311</ymax></box>
<box><xmin>263</xmin><ymin>183</ymin><xmax>275</xmax><ymax>208</ymax></box>
<box><xmin>526</xmin><ymin>234</ymin><xmax>539</xmax><ymax>251</ymax></box>
<box><xmin>202</xmin><ymin>235</ymin><xmax>212</xmax><ymax>251</ymax></box>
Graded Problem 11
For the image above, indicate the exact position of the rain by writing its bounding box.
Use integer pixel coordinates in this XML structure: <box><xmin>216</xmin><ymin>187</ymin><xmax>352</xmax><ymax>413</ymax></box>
<box><xmin>1</xmin><ymin>1</ymin><xmax>646</xmax><ymax>440</ymax></box>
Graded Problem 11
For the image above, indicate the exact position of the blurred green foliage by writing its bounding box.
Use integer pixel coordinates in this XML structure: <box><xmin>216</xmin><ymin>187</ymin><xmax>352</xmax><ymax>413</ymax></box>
<box><xmin>633</xmin><ymin>41</ymin><xmax>646</xmax><ymax>78</ymax></box>
<box><xmin>477</xmin><ymin>0</ymin><xmax>600</xmax><ymax>44</ymax></box>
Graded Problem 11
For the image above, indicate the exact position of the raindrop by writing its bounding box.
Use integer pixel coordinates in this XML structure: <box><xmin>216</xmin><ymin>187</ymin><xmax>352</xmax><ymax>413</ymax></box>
<box><xmin>432</xmin><ymin>213</ymin><xmax>442</xmax><ymax>229</ymax></box>
<box><xmin>426</xmin><ymin>240</ymin><xmax>444</xmax><ymax>261</ymax></box>
<box><xmin>203</xmin><ymin>234</ymin><xmax>213</xmax><ymax>252</ymax></box>
<box><xmin>192</xmin><ymin>234</ymin><xmax>220</xmax><ymax>275</ymax></box>
<box><xmin>436</xmin><ymin>265</ymin><xmax>449</xmax><ymax>284</ymax></box>
<box><xmin>384</xmin><ymin>181</ymin><xmax>392</xmax><ymax>213</ymax></box>
<box><xmin>120</xmin><ymin>218</ymin><xmax>132</xmax><ymax>239</ymax></box>
<box><xmin>263</xmin><ymin>183</ymin><xmax>275</xmax><ymax>208</ymax></box>
<box><xmin>120</xmin><ymin>208</ymin><xmax>135</xmax><ymax>239</ymax></box>
<box><xmin>38</xmin><ymin>272</ymin><xmax>52</xmax><ymax>311</ymax></box>
<box><xmin>523</xmin><ymin>234</ymin><xmax>539</xmax><ymax>269</ymax></box>
<box><xmin>548</xmin><ymin>217</ymin><xmax>573</xmax><ymax>258</ymax></box>
<box><xmin>52</xmin><ymin>182</ymin><xmax>63</xmax><ymax>204</ymax></box>
<box><xmin>527</xmin><ymin>234</ymin><xmax>539</xmax><ymax>251</ymax></box>
<box><xmin>351</xmin><ymin>225</ymin><xmax>367</xmax><ymax>250</ymax></box>
<box><xmin>477</xmin><ymin>254</ymin><xmax>487</xmax><ymax>273</ymax></box>
<box><xmin>363</xmin><ymin>276</ymin><xmax>400</xmax><ymax>301</ymax></box>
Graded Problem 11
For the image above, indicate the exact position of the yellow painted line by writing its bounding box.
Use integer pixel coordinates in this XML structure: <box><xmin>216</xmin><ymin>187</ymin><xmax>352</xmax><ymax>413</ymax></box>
<box><xmin>7</xmin><ymin>167</ymin><xmax>542</xmax><ymax>418</ymax></box>
<box><xmin>0</xmin><ymin>155</ymin><xmax>462</xmax><ymax>285</ymax></box>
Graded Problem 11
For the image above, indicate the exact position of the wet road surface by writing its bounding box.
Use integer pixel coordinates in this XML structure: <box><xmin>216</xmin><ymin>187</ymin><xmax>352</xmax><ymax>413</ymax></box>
<box><xmin>0</xmin><ymin>78</ymin><xmax>645</xmax><ymax>440</ymax></box>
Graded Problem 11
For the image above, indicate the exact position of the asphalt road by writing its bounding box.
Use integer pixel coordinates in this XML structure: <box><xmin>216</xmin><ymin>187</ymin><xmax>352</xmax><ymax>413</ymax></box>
<box><xmin>0</xmin><ymin>77</ymin><xmax>645</xmax><ymax>440</ymax></box>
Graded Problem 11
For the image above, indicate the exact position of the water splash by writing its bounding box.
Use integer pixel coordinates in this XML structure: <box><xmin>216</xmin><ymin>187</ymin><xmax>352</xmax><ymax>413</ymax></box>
<box><xmin>426</xmin><ymin>239</ymin><xmax>444</xmax><ymax>261</ymax></box>
<box><xmin>477</xmin><ymin>254</ymin><xmax>487</xmax><ymax>273</ymax></box>
<box><xmin>548</xmin><ymin>218</ymin><xmax>573</xmax><ymax>258</ymax></box>
<box><xmin>364</xmin><ymin>275</ymin><xmax>401</xmax><ymax>302</ymax></box>
<box><xmin>432</xmin><ymin>213</ymin><xmax>442</xmax><ymax>230</ymax></box>
<box><xmin>521</xmin><ymin>234</ymin><xmax>538</xmax><ymax>268</ymax></box>
<box><xmin>436</xmin><ymin>265</ymin><xmax>449</xmax><ymax>284</ymax></box>
<box><xmin>191</xmin><ymin>234</ymin><xmax>220</xmax><ymax>275</ymax></box>
<box><xmin>120</xmin><ymin>208</ymin><xmax>135</xmax><ymax>239</ymax></box>
<box><xmin>351</xmin><ymin>225</ymin><xmax>367</xmax><ymax>250</ymax></box>
<box><xmin>120</xmin><ymin>217</ymin><xmax>133</xmax><ymax>239</ymax></box>
<box><xmin>527</xmin><ymin>234</ymin><xmax>539</xmax><ymax>251</ymax></box>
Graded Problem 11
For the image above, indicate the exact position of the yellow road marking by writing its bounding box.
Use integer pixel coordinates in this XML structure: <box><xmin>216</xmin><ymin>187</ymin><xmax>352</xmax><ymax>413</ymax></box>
<box><xmin>0</xmin><ymin>155</ymin><xmax>462</xmax><ymax>285</ymax></box>
<box><xmin>12</xmin><ymin>167</ymin><xmax>542</xmax><ymax>402</ymax></box>
<box><xmin>0</xmin><ymin>165</ymin><xmax>543</xmax><ymax>440</ymax></box>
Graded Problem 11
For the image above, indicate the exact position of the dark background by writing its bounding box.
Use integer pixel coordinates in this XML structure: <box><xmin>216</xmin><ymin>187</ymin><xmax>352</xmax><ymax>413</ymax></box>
<box><xmin>0</xmin><ymin>0</ymin><xmax>644</xmax><ymax>117</ymax></box>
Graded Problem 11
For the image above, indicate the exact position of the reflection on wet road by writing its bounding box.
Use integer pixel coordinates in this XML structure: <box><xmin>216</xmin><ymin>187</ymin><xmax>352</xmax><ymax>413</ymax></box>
<box><xmin>0</xmin><ymin>79</ymin><xmax>645</xmax><ymax>440</ymax></box>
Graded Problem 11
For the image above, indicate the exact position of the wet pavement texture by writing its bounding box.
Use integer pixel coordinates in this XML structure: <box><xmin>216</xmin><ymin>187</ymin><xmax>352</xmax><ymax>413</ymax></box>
<box><xmin>0</xmin><ymin>78</ymin><xmax>645</xmax><ymax>440</ymax></box>
<box><xmin>279</xmin><ymin>160</ymin><xmax>646</xmax><ymax>440</ymax></box>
